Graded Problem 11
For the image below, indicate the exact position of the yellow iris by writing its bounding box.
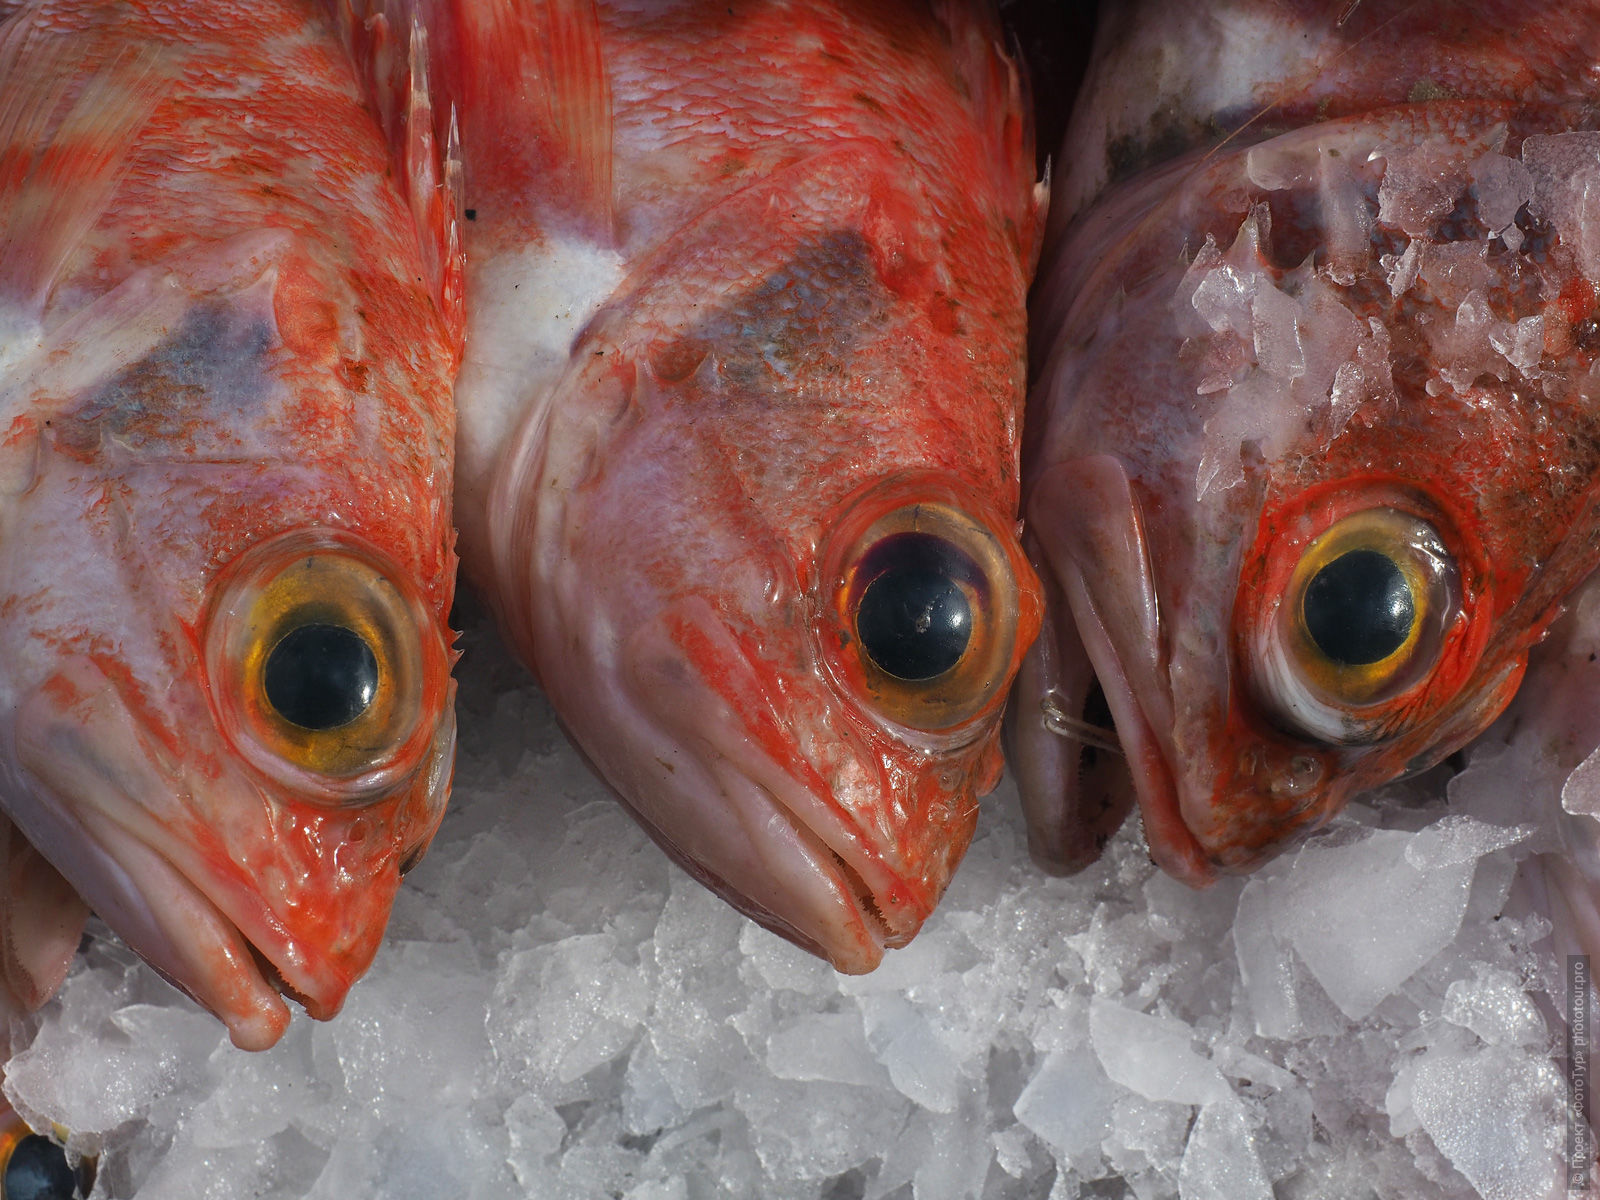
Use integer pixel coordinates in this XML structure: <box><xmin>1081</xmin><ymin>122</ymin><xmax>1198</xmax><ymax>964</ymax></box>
<box><xmin>1284</xmin><ymin>508</ymin><xmax>1452</xmax><ymax>709</ymax></box>
<box><xmin>822</xmin><ymin>499</ymin><xmax>1023</xmax><ymax>737</ymax></box>
<box><xmin>204</xmin><ymin>530</ymin><xmax>446</xmax><ymax>801</ymax></box>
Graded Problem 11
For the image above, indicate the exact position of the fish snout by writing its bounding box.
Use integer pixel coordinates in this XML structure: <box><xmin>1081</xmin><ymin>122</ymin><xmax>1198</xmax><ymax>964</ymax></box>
<box><xmin>1189</xmin><ymin>735</ymin><xmax>1339</xmax><ymax>872</ymax></box>
<box><xmin>621</xmin><ymin>597</ymin><xmax>991</xmax><ymax>971</ymax></box>
<box><xmin>10</xmin><ymin>653</ymin><xmax>439</xmax><ymax>1048</ymax></box>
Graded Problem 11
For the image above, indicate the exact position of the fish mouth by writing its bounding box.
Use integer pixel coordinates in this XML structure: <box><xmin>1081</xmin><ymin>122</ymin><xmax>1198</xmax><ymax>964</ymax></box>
<box><xmin>619</xmin><ymin>598</ymin><xmax>947</xmax><ymax>972</ymax></box>
<box><xmin>1028</xmin><ymin>455</ymin><xmax>1215</xmax><ymax>885</ymax></box>
<box><xmin>10</xmin><ymin>661</ymin><xmax>374</xmax><ymax>1049</ymax></box>
<box><xmin>4</xmin><ymin>772</ymin><xmax>299</xmax><ymax>1050</ymax></box>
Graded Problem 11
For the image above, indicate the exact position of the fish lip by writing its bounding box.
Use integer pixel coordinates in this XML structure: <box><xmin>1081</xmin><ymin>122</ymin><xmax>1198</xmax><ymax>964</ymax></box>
<box><xmin>701</xmin><ymin>749</ymin><xmax>916</xmax><ymax>961</ymax></box>
<box><xmin>1029</xmin><ymin>456</ymin><xmax>1215</xmax><ymax>884</ymax></box>
<box><xmin>622</xmin><ymin>600</ymin><xmax>944</xmax><ymax>971</ymax></box>
<box><xmin>10</xmin><ymin>663</ymin><xmax>367</xmax><ymax>1047</ymax></box>
<box><xmin>104</xmin><ymin>826</ymin><xmax>312</xmax><ymax>1029</ymax></box>
<box><xmin>80</xmin><ymin>802</ymin><xmax>358</xmax><ymax>1033</ymax></box>
<box><xmin>1056</xmin><ymin>554</ymin><xmax>1213</xmax><ymax>884</ymax></box>
<box><xmin>5</xmin><ymin>774</ymin><xmax>294</xmax><ymax>1050</ymax></box>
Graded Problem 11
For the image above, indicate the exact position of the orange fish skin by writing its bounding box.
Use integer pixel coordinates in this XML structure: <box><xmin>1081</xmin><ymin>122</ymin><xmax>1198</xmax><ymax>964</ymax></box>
<box><xmin>0</xmin><ymin>0</ymin><xmax>459</xmax><ymax>1049</ymax></box>
<box><xmin>1014</xmin><ymin>1</ymin><xmax>1600</xmax><ymax>884</ymax></box>
<box><xmin>368</xmin><ymin>0</ymin><xmax>1044</xmax><ymax>971</ymax></box>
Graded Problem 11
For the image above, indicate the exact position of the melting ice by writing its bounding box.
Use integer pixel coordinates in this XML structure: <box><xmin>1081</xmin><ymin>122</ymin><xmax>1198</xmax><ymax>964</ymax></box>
<box><xmin>1</xmin><ymin>597</ymin><xmax>1581</xmax><ymax>1199</ymax></box>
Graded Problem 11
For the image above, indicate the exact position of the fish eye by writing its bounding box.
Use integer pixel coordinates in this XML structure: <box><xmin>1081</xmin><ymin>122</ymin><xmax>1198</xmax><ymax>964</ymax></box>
<box><xmin>203</xmin><ymin>530</ymin><xmax>451</xmax><ymax>803</ymax></box>
<box><xmin>0</xmin><ymin>1113</ymin><xmax>92</xmax><ymax>1200</ymax></box>
<box><xmin>263</xmin><ymin>623</ymin><xmax>380</xmax><ymax>730</ymax></box>
<box><xmin>1255</xmin><ymin>507</ymin><xmax>1460</xmax><ymax>744</ymax></box>
<box><xmin>823</xmin><ymin>499</ymin><xmax>1027</xmax><ymax>735</ymax></box>
<box><xmin>854</xmin><ymin>534</ymin><xmax>974</xmax><ymax>681</ymax></box>
<box><xmin>1301</xmin><ymin>548</ymin><xmax>1415</xmax><ymax>666</ymax></box>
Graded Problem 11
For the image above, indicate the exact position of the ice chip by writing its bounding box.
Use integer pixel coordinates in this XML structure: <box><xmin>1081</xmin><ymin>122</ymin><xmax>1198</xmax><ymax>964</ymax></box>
<box><xmin>1377</xmin><ymin>141</ymin><xmax>1473</xmax><ymax>238</ymax></box>
<box><xmin>505</xmin><ymin>1094</ymin><xmax>566</xmax><ymax>1187</ymax></box>
<box><xmin>736</xmin><ymin>1077</ymin><xmax>906</xmax><ymax>1183</ymax></box>
<box><xmin>1177</xmin><ymin>1099</ymin><xmax>1272</xmax><ymax>1200</ymax></box>
<box><xmin>1440</xmin><ymin>967</ymin><xmax>1547</xmax><ymax>1048</ymax></box>
<box><xmin>1089</xmin><ymin>997</ymin><xmax>1229</xmax><ymax>1106</ymax></box>
<box><xmin>906</xmin><ymin>1105</ymin><xmax>994</xmax><ymax>1200</ymax></box>
<box><xmin>1471</xmin><ymin>150</ymin><xmax>1532</xmax><ymax>243</ymax></box>
<box><xmin>1383</xmin><ymin>238</ymin><xmax>1421</xmax><ymax>297</ymax></box>
<box><xmin>5</xmin><ymin>998</ymin><xmax>220</xmax><ymax>1138</ymax></box>
<box><xmin>765</xmin><ymin>1012</ymin><xmax>889</xmax><ymax>1090</ymax></box>
<box><xmin>487</xmin><ymin>933</ymin><xmax>651</xmax><ymax>1086</ymax></box>
<box><xmin>1250</xmin><ymin>280</ymin><xmax>1304</xmax><ymax>380</ymax></box>
<box><xmin>1561</xmin><ymin>745</ymin><xmax>1600</xmax><ymax>819</ymax></box>
<box><xmin>1232</xmin><ymin>878</ymin><xmax>1300</xmax><ymax>1039</ymax></box>
<box><xmin>1191</xmin><ymin>262</ymin><xmax>1257</xmax><ymax>338</ymax></box>
<box><xmin>1488</xmin><ymin>313</ymin><xmax>1544</xmax><ymax>375</ymax></box>
<box><xmin>738</xmin><ymin>922</ymin><xmax>836</xmax><ymax>995</ymax></box>
<box><xmin>1410</xmin><ymin>1046</ymin><xmax>1565</xmax><ymax>1200</ymax></box>
<box><xmin>860</xmin><ymin>994</ymin><xmax>962</xmax><ymax>1113</ymax></box>
<box><xmin>1275</xmin><ymin>828</ymin><xmax>1477</xmax><ymax>1020</ymax></box>
<box><xmin>624</xmin><ymin>1180</ymin><xmax>688</xmax><ymax>1200</ymax></box>
<box><xmin>1319</xmin><ymin>141</ymin><xmax>1376</xmax><ymax>283</ymax></box>
<box><xmin>1014</xmin><ymin>1045</ymin><xmax>1119</xmax><ymax>1163</ymax></box>
<box><xmin>1403</xmin><ymin>814</ymin><xmax>1534</xmax><ymax>870</ymax></box>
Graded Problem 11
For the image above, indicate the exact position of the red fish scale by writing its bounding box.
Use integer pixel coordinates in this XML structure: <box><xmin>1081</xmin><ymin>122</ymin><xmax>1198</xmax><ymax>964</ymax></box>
<box><xmin>1022</xmin><ymin>1</ymin><xmax>1600</xmax><ymax>880</ymax></box>
<box><xmin>418</xmin><ymin>0</ymin><xmax>1042</xmax><ymax>968</ymax></box>
<box><xmin>0</xmin><ymin>0</ymin><xmax>458</xmax><ymax>1042</ymax></box>
<box><xmin>51</xmin><ymin>9</ymin><xmax>454</xmax><ymax>613</ymax></box>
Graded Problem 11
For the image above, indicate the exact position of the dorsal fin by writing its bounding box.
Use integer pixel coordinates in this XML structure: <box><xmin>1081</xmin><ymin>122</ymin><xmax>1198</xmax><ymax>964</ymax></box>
<box><xmin>332</xmin><ymin>0</ymin><xmax>613</xmax><ymax>244</ymax></box>
<box><xmin>451</xmin><ymin>0</ymin><xmax>614</xmax><ymax>242</ymax></box>
<box><xmin>327</xmin><ymin>2</ymin><xmax>465</xmax><ymax>353</ymax></box>
<box><xmin>0</xmin><ymin>15</ymin><xmax>168</xmax><ymax>320</ymax></box>
<box><xmin>933</xmin><ymin>0</ymin><xmax>1047</xmax><ymax>274</ymax></box>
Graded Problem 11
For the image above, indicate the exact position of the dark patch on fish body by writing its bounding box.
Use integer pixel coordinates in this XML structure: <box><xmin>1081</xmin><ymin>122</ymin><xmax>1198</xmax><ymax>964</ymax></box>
<box><xmin>56</xmin><ymin>300</ymin><xmax>279</xmax><ymax>460</ymax></box>
<box><xmin>699</xmin><ymin>229</ymin><xmax>889</xmax><ymax>397</ymax></box>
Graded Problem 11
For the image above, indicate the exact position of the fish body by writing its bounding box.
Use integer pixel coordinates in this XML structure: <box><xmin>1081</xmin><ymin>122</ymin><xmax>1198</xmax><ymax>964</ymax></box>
<box><xmin>0</xmin><ymin>0</ymin><xmax>460</xmax><ymax>1049</ymax></box>
<box><xmin>370</xmin><ymin>0</ymin><xmax>1044</xmax><ymax>971</ymax></box>
<box><xmin>1012</xmin><ymin>0</ymin><xmax>1600</xmax><ymax>883</ymax></box>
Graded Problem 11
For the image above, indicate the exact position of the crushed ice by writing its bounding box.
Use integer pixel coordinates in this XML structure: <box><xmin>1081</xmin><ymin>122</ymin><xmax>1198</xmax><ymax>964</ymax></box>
<box><xmin>1</xmin><ymin>598</ymin><xmax>1582</xmax><ymax>1199</ymax></box>
<box><xmin>1178</xmin><ymin>127</ymin><xmax>1600</xmax><ymax>503</ymax></box>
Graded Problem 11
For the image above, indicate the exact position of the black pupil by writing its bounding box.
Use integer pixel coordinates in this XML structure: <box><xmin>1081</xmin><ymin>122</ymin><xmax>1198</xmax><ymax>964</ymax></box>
<box><xmin>263</xmin><ymin>623</ymin><xmax>379</xmax><ymax>730</ymax></box>
<box><xmin>855</xmin><ymin>534</ymin><xmax>974</xmax><ymax>681</ymax></box>
<box><xmin>1302</xmin><ymin>549</ymin><xmax>1415</xmax><ymax>666</ymax></box>
<box><xmin>4</xmin><ymin>1134</ymin><xmax>78</xmax><ymax>1200</ymax></box>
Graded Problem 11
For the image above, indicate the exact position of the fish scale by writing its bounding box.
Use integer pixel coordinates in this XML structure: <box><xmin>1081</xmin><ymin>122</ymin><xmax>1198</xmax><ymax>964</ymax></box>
<box><xmin>0</xmin><ymin>0</ymin><xmax>460</xmax><ymax>1056</ymax></box>
<box><xmin>346</xmin><ymin>0</ymin><xmax>1046</xmax><ymax>971</ymax></box>
<box><xmin>1012</xmin><ymin>0</ymin><xmax>1600</xmax><ymax>885</ymax></box>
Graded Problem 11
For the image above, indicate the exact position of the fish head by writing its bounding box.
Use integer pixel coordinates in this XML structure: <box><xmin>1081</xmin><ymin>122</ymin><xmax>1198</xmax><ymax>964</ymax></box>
<box><xmin>0</xmin><ymin>240</ymin><xmax>457</xmax><ymax>1050</ymax></box>
<box><xmin>490</xmin><ymin>154</ymin><xmax>1042</xmax><ymax>970</ymax></box>
<box><xmin>1021</xmin><ymin>111</ymin><xmax>1600</xmax><ymax>883</ymax></box>
<box><xmin>609</xmin><ymin>471</ymin><xmax>1040</xmax><ymax>972</ymax></box>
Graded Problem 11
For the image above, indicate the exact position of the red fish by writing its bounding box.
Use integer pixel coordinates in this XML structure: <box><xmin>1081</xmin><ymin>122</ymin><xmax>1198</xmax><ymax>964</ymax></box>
<box><xmin>1010</xmin><ymin>0</ymin><xmax>1600</xmax><ymax>884</ymax></box>
<box><xmin>0</xmin><ymin>0</ymin><xmax>461</xmax><ymax>1050</ymax></box>
<box><xmin>349</xmin><ymin>0</ymin><xmax>1045</xmax><ymax>970</ymax></box>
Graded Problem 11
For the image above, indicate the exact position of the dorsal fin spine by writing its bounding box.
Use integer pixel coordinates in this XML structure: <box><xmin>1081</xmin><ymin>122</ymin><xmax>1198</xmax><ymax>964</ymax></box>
<box><xmin>326</xmin><ymin>1</ymin><xmax>464</xmax><ymax>342</ymax></box>
<box><xmin>404</xmin><ymin>21</ymin><xmax>465</xmax><ymax>355</ymax></box>
<box><xmin>452</xmin><ymin>0</ymin><xmax>614</xmax><ymax>242</ymax></box>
